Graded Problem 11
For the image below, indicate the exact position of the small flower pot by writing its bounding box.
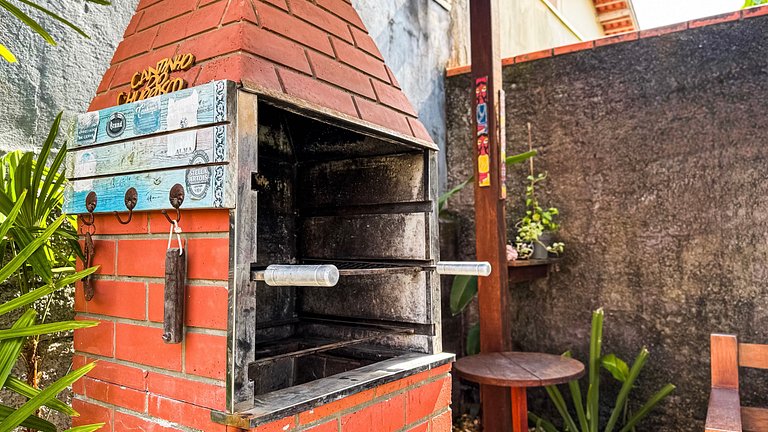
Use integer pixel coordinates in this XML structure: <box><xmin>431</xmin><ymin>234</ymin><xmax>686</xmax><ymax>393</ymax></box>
<box><xmin>532</xmin><ymin>232</ymin><xmax>553</xmax><ymax>260</ymax></box>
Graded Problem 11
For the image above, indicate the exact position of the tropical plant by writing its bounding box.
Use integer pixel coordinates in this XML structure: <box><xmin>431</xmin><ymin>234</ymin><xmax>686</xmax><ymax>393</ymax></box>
<box><xmin>514</xmin><ymin>171</ymin><xmax>564</xmax><ymax>259</ymax></box>
<box><xmin>0</xmin><ymin>114</ymin><xmax>92</xmax><ymax>431</ymax></box>
<box><xmin>530</xmin><ymin>309</ymin><xmax>676</xmax><ymax>432</ymax></box>
<box><xmin>0</xmin><ymin>0</ymin><xmax>111</xmax><ymax>63</ymax></box>
<box><xmin>0</xmin><ymin>195</ymin><xmax>101</xmax><ymax>431</ymax></box>
<box><xmin>0</xmin><ymin>113</ymin><xmax>81</xmax><ymax>399</ymax></box>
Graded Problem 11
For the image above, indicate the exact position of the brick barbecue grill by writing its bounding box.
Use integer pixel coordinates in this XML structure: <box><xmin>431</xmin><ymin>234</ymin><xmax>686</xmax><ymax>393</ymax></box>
<box><xmin>65</xmin><ymin>1</ymin><xmax>487</xmax><ymax>431</ymax></box>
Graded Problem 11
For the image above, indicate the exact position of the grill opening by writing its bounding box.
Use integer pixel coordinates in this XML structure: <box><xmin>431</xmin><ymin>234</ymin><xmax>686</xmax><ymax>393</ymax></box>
<box><xmin>247</xmin><ymin>101</ymin><xmax>440</xmax><ymax>397</ymax></box>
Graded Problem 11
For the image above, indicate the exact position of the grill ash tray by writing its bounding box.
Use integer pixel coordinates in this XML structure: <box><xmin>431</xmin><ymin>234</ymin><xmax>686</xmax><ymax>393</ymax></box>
<box><xmin>248</xmin><ymin>318</ymin><xmax>415</xmax><ymax>395</ymax></box>
<box><xmin>250</xmin><ymin>318</ymin><xmax>414</xmax><ymax>368</ymax></box>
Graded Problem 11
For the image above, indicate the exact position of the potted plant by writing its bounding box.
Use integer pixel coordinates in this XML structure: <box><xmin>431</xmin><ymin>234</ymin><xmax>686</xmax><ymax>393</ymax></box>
<box><xmin>514</xmin><ymin>171</ymin><xmax>564</xmax><ymax>259</ymax></box>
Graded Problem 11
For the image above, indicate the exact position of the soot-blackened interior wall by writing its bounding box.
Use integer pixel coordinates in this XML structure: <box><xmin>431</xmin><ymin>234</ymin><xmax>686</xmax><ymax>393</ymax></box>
<box><xmin>446</xmin><ymin>15</ymin><xmax>768</xmax><ymax>431</ymax></box>
<box><xmin>251</xmin><ymin>102</ymin><xmax>438</xmax><ymax>395</ymax></box>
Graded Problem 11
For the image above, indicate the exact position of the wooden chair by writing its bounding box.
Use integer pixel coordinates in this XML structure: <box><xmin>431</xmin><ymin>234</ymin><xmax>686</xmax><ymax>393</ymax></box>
<box><xmin>706</xmin><ymin>334</ymin><xmax>768</xmax><ymax>432</ymax></box>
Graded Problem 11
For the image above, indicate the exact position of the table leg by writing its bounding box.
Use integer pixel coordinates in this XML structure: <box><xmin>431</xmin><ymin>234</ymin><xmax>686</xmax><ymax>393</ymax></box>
<box><xmin>481</xmin><ymin>385</ymin><xmax>512</xmax><ymax>432</ymax></box>
<box><xmin>511</xmin><ymin>387</ymin><xmax>528</xmax><ymax>432</ymax></box>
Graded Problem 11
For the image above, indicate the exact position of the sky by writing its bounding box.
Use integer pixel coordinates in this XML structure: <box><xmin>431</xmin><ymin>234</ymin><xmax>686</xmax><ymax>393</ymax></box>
<box><xmin>632</xmin><ymin>0</ymin><xmax>744</xmax><ymax>29</ymax></box>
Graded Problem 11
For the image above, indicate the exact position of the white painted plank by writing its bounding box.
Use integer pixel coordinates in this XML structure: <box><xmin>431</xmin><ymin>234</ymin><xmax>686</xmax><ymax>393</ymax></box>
<box><xmin>67</xmin><ymin>125</ymin><xmax>228</xmax><ymax>179</ymax></box>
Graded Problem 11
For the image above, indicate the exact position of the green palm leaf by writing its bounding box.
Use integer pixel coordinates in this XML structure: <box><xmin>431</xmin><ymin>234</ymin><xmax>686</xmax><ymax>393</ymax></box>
<box><xmin>0</xmin><ymin>0</ymin><xmax>55</xmax><ymax>45</ymax></box>
<box><xmin>0</xmin><ymin>43</ymin><xmax>16</xmax><ymax>62</ymax></box>
<box><xmin>0</xmin><ymin>320</ymin><xmax>98</xmax><ymax>340</ymax></box>
<box><xmin>5</xmin><ymin>376</ymin><xmax>77</xmax><ymax>415</ymax></box>
<box><xmin>0</xmin><ymin>362</ymin><xmax>96</xmax><ymax>431</ymax></box>
<box><xmin>0</xmin><ymin>267</ymin><xmax>97</xmax><ymax>316</ymax></box>
<box><xmin>0</xmin><ymin>214</ymin><xmax>65</xmax><ymax>283</ymax></box>
<box><xmin>0</xmin><ymin>309</ymin><xmax>36</xmax><ymax>387</ymax></box>
<box><xmin>64</xmin><ymin>424</ymin><xmax>108</xmax><ymax>432</ymax></box>
<box><xmin>17</xmin><ymin>0</ymin><xmax>90</xmax><ymax>38</ymax></box>
<box><xmin>0</xmin><ymin>404</ymin><xmax>55</xmax><ymax>432</ymax></box>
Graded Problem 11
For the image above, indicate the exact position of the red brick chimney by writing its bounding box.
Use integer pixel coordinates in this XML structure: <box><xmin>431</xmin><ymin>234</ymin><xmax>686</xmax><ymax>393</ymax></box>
<box><xmin>90</xmin><ymin>0</ymin><xmax>433</xmax><ymax>142</ymax></box>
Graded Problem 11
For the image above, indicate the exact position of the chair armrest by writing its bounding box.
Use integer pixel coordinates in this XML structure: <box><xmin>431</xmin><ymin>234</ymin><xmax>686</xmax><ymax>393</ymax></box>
<box><xmin>706</xmin><ymin>388</ymin><xmax>742</xmax><ymax>432</ymax></box>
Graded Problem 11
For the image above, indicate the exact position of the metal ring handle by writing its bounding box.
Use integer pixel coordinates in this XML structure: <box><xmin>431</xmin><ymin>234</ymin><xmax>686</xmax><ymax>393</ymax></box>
<box><xmin>162</xmin><ymin>184</ymin><xmax>185</xmax><ymax>224</ymax></box>
<box><xmin>114</xmin><ymin>187</ymin><xmax>137</xmax><ymax>225</ymax></box>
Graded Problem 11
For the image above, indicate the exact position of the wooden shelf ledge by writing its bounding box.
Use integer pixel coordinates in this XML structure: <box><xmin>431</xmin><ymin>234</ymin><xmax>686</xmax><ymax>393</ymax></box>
<box><xmin>507</xmin><ymin>258</ymin><xmax>559</xmax><ymax>283</ymax></box>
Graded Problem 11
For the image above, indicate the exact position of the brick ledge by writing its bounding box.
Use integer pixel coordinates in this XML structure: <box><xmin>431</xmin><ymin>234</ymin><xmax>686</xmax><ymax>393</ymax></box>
<box><xmin>211</xmin><ymin>352</ymin><xmax>455</xmax><ymax>429</ymax></box>
<box><xmin>446</xmin><ymin>4</ymin><xmax>768</xmax><ymax>77</ymax></box>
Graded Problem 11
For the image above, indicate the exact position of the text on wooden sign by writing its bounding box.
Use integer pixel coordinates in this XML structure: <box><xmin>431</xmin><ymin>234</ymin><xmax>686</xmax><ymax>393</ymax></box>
<box><xmin>117</xmin><ymin>53</ymin><xmax>196</xmax><ymax>105</ymax></box>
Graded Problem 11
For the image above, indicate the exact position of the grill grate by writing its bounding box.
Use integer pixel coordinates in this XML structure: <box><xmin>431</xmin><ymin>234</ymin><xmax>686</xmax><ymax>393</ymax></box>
<box><xmin>301</xmin><ymin>259</ymin><xmax>427</xmax><ymax>276</ymax></box>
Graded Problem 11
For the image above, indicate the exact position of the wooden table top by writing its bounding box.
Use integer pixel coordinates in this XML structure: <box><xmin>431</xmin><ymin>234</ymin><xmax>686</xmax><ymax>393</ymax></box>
<box><xmin>454</xmin><ymin>352</ymin><xmax>585</xmax><ymax>388</ymax></box>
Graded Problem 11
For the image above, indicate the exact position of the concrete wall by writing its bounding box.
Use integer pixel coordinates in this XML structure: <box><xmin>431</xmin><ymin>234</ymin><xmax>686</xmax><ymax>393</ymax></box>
<box><xmin>449</xmin><ymin>0</ymin><xmax>604</xmax><ymax>67</ymax></box>
<box><xmin>445</xmin><ymin>15</ymin><xmax>768</xmax><ymax>431</ymax></box>
<box><xmin>353</xmin><ymin>0</ymin><xmax>452</xmax><ymax>187</ymax></box>
<box><xmin>0</xmin><ymin>0</ymin><xmax>138</xmax><ymax>152</ymax></box>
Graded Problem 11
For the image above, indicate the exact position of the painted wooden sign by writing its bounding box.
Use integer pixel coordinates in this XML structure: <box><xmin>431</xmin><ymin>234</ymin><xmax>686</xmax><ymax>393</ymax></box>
<box><xmin>475</xmin><ymin>76</ymin><xmax>490</xmax><ymax>188</ymax></box>
<box><xmin>499</xmin><ymin>88</ymin><xmax>506</xmax><ymax>199</ymax></box>
<box><xmin>118</xmin><ymin>53</ymin><xmax>196</xmax><ymax>105</ymax></box>
<box><xmin>74</xmin><ymin>80</ymin><xmax>230</xmax><ymax>148</ymax></box>
<box><xmin>64</xmin><ymin>80</ymin><xmax>236</xmax><ymax>215</ymax></box>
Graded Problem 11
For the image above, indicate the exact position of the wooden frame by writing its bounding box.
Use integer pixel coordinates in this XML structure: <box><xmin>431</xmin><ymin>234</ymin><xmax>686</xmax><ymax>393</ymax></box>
<box><xmin>706</xmin><ymin>334</ymin><xmax>768</xmax><ymax>432</ymax></box>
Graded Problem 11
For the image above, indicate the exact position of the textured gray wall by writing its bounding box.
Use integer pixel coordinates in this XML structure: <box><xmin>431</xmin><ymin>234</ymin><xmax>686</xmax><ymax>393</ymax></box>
<box><xmin>445</xmin><ymin>17</ymin><xmax>768</xmax><ymax>431</ymax></box>
<box><xmin>0</xmin><ymin>0</ymin><xmax>138</xmax><ymax>152</ymax></box>
<box><xmin>354</xmin><ymin>0</ymin><xmax>451</xmax><ymax>188</ymax></box>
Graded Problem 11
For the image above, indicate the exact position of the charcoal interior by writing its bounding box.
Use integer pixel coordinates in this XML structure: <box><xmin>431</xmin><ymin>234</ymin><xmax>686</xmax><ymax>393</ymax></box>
<box><xmin>250</xmin><ymin>101</ymin><xmax>439</xmax><ymax>396</ymax></box>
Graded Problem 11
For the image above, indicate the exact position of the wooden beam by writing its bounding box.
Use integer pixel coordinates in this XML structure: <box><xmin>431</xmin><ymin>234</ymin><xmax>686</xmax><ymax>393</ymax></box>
<box><xmin>598</xmin><ymin>9</ymin><xmax>631</xmax><ymax>23</ymax></box>
<box><xmin>604</xmin><ymin>24</ymin><xmax>635</xmax><ymax>34</ymax></box>
<box><xmin>470</xmin><ymin>0</ymin><xmax>512</xmax><ymax>430</ymax></box>
<box><xmin>594</xmin><ymin>0</ymin><xmax>628</xmax><ymax>7</ymax></box>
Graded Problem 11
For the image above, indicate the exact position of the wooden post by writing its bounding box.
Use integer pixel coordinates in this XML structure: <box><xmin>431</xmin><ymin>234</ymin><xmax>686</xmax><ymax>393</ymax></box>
<box><xmin>470</xmin><ymin>0</ymin><xmax>513</xmax><ymax>430</ymax></box>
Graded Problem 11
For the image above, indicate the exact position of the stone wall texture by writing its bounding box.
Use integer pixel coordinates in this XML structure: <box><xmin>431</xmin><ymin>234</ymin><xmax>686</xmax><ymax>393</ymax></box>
<box><xmin>445</xmin><ymin>12</ymin><xmax>768</xmax><ymax>431</ymax></box>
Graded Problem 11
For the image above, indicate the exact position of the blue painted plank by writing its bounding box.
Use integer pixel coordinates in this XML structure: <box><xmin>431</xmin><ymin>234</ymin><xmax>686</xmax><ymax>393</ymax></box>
<box><xmin>74</xmin><ymin>80</ymin><xmax>231</xmax><ymax>148</ymax></box>
<box><xmin>63</xmin><ymin>165</ymin><xmax>235</xmax><ymax>214</ymax></box>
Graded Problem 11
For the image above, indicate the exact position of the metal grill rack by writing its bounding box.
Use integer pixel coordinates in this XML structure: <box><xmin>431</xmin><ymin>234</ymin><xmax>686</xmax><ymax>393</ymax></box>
<box><xmin>300</xmin><ymin>259</ymin><xmax>427</xmax><ymax>276</ymax></box>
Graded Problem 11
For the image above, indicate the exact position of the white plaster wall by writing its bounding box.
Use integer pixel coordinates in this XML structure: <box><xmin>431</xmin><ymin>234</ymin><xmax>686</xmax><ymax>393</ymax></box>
<box><xmin>353</xmin><ymin>0</ymin><xmax>452</xmax><ymax>188</ymax></box>
<box><xmin>449</xmin><ymin>0</ymin><xmax>604</xmax><ymax>67</ymax></box>
<box><xmin>0</xmin><ymin>0</ymin><xmax>139</xmax><ymax>152</ymax></box>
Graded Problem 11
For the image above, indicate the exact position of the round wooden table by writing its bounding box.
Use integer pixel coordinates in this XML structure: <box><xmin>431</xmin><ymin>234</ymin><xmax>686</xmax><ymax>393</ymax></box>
<box><xmin>454</xmin><ymin>352</ymin><xmax>585</xmax><ymax>432</ymax></box>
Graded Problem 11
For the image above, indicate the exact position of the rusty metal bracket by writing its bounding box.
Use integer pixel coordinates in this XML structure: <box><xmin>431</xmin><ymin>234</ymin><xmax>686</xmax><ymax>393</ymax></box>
<box><xmin>162</xmin><ymin>184</ymin><xmax>185</xmax><ymax>224</ymax></box>
<box><xmin>79</xmin><ymin>191</ymin><xmax>97</xmax><ymax>227</ymax></box>
<box><xmin>113</xmin><ymin>187</ymin><xmax>137</xmax><ymax>225</ymax></box>
<box><xmin>80</xmin><ymin>192</ymin><xmax>97</xmax><ymax>301</ymax></box>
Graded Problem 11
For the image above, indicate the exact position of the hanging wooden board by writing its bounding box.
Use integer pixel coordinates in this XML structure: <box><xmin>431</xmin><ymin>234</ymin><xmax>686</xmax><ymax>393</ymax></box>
<box><xmin>74</xmin><ymin>80</ymin><xmax>232</xmax><ymax>148</ymax></box>
<box><xmin>66</xmin><ymin>125</ymin><xmax>229</xmax><ymax>180</ymax></box>
<box><xmin>63</xmin><ymin>165</ymin><xmax>235</xmax><ymax>214</ymax></box>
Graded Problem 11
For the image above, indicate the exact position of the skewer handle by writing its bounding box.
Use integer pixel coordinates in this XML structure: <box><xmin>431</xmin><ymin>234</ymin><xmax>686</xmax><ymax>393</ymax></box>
<box><xmin>252</xmin><ymin>265</ymin><xmax>340</xmax><ymax>287</ymax></box>
<box><xmin>436</xmin><ymin>261</ymin><xmax>492</xmax><ymax>276</ymax></box>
